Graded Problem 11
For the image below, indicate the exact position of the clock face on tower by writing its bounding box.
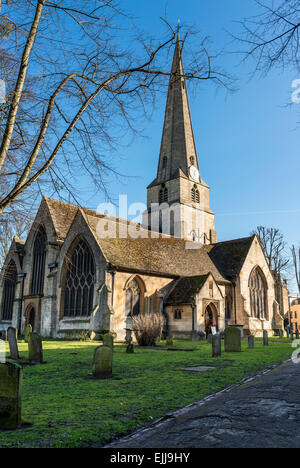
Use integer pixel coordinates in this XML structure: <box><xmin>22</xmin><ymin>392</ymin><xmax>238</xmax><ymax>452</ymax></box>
<box><xmin>189</xmin><ymin>165</ymin><xmax>199</xmax><ymax>182</ymax></box>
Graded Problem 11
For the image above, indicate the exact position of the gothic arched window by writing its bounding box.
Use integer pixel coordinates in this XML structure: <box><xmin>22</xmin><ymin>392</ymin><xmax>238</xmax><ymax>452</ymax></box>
<box><xmin>63</xmin><ymin>240</ymin><xmax>95</xmax><ymax>317</ymax></box>
<box><xmin>249</xmin><ymin>268</ymin><xmax>267</xmax><ymax>319</ymax></box>
<box><xmin>125</xmin><ymin>278</ymin><xmax>144</xmax><ymax>317</ymax></box>
<box><xmin>30</xmin><ymin>226</ymin><xmax>47</xmax><ymax>295</ymax></box>
<box><xmin>1</xmin><ymin>261</ymin><xmax>17</xmax><ymax>321</ymax></box>
<box><xmin>159</xmin><ymin>184</ymin><xmax>168</xmax><ymax>204</ymax></box>
<box><xmin>191</xmin><ymin>185</ymin><xmax>200</xmax><ymax>203</ymax></box>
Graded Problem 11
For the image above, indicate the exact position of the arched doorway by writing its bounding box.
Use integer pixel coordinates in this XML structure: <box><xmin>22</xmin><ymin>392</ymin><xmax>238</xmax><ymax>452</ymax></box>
<box><xmin>204</xmin><ymin>303</ymin><xmax>218</xmax><ymax>335</ymax></box>
<box><xmin>26</xmin><ymin>305</ymin><xmax>36</xmax><ymax>331</ymax></box>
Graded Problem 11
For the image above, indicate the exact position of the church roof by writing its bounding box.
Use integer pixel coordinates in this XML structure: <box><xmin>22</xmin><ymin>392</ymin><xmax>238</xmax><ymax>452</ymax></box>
<box><xmin>166</xmin><ymin>274</ymin><xmax>210</xmax><ymax>305</ymax></box>
<box><xmin>149</xmin><ymin>32</ymin><xmax>201</xmax><ymax>187</ymax></box>
<box><xmin>205</xmin><ymin>236</ymin><xmax>255</xmax><ymax>279</ymax></box>
<box><xmin>44</xmin><ymin>197</ymin><xmax>79</xmax><ymax>241</ymax></box>
<box><xmin>82</xmin><ymin>211</ymin><xmax>229</xmax><ymax>283</ymax></box>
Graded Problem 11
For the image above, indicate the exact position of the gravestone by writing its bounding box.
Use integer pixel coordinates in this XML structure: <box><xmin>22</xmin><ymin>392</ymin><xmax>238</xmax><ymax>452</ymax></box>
<box><xmin>0</xmin><ymin>361</ymin><xmax>22</xmax><ymax>429</ymax></box>
<box><xmin>93</xmin><ymin>345</ymin><xmax>113</xmax><ymax>379</ymax></box>
<box><xmin>224</xmin><ymin>327</ymin><xmax>241</xmax><ymax>352</ymax></box>
<box><xmin>0</xmin><ymin>330</ymin><xmax>7</xmax><ymax>341</ymax></box>
<box><xmin>291</xmin><ymin>332</ymin><xmax>294</xmax><ymax>341</ymax></box>
<box><xmin>7</xmin><ymin>327</ymin><xmax>19</xmax><ymax>360</ymax></box>
<box><xmin>24</xmin><ymin>324</ymin><xmax>32</xmax><ymax>343</ymax></box>
<box><xmin>191</xmin><ymin>331</ymin><xmax>199</xmax><ymax>342</ymax></box>
<box><xmin>279</xmin><ymin>330</ymin><xmax>283</xmax><ymax>339</ymax></box>
<box><xmin>248</xmin><ymin>335</ymin><xmax>255</xmax><ymax>349</ymax></box>
<box><xmin>125</xmin><ymin>329</ymin><xmax>134</xmax><ymax>354</ymax></box>
<box><xmin>212</xmin><ymin>334</ymin><xmax>221</xmax><ymax>357</ymax></box>
<box><xmin>296</xmin><ymin>330</ymin><xmax>299</xmax><ymax>340</ymax></box>
<box><xmin>207</xmin><ymin>334</ymin><xmax>213</xmax><ymax>344</ymax></box>
<box><xmin>263</xmin><ymin>331</ymin><xmax>269</xmax><ymax>346</ymax></box>
<box><xmin>103</xmin><ymin>333</ymin><xmax>114</xmax><ymax>350</ymax></box>
<box><xmin>28</xmin><ymin>332</ymin><xmax>43</xmax><ymax>363</ymax></box>
<box><xmin>166</xmin><ymin>335</ymin><xmax>173</xmax><ymax>346</ymax></box>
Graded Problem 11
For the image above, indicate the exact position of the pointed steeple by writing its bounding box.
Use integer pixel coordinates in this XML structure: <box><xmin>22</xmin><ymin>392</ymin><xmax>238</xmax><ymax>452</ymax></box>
<box><xmin>154</xmin><ymin>32</ymin><xmax>200</xmax><ymax>185</ymax></box>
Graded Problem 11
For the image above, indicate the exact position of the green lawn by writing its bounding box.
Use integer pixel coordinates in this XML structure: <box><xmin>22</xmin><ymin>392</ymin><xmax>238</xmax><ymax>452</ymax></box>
<box><xmin>0</xmin><ymin>338</ymin><xmax>294</xmax><ymax>448</ymax></box>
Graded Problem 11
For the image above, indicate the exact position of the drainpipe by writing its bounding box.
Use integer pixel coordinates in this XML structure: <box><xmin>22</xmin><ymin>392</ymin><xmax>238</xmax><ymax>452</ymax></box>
<box><xmin>232</xmin><ymin>279</ymin><xmax>237</xmax><ymax>325</ymax></box>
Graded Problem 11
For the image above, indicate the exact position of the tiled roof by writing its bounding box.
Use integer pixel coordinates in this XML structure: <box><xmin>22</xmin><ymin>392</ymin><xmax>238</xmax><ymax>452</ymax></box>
<box><xmin>166</xmin><ymin>275</ymin><xmax>210</xmax><ymax>305</ymax></box>
<box><xmin>205</xmin><ymin>236</ymin><xmax>255</xmax><ymax>279</ymax></box>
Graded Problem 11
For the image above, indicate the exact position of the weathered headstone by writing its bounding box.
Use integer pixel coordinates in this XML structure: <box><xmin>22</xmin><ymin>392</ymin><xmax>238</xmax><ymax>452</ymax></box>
<box><xmin>248</xmin><ymin>335</ymin><xmax>255</xmax><ymax>349</ymax></box>
<box><xmin>125</xmin><ymin>329</ymin><xmax>134</xmax><ymax>353</ymax></box>
<box><xmin>103</xmin><ymin>333</ymin><xmax>114</xmax><ymax>350</ymax></box>
<box><xmin>0</xmin><ymin>361</ymin><xmax>22</xmax><ymax>429</ymax></box>
<box><xmin>24</xmin><ymin>324</ymin><xmax>32</xmax><ymax>343</ymax></box>
<box><xmin>263</xmin><ymin>330</ymin><xmax>269</xmax><ymax>346</ymax></box>
<box><xmin>207</xmin><ymin>334</ymin><xmax>213</xmax><ymax>344</ymax></box>
<box><xmin>212</xmin><ymin>334</ymin><xmax>221</xmax><ymax>357</ymax></box>
<box><xmin>224</xmin><ymin>327</ymin><xmax>241</xmax><ymax>352</ymax></box>
<box><xmin>279</xmin><ymin>329</ymin><xmax>283</xmax><ymax>339</ymax></box>
<box><xmin>191</xmin><ymin>331</ymin><xmax>199</xmax><ymax>342</ymax></box>
<box><xmin>7</xmin><ymin>327</ymin><xmax>19</xmax><ymax>360</ymax></box>
<box><xmin>166</xmin><ymin>335</ymin><xmax>173</xmax><ymax>346</ymax></box>
<box><xmin>93</xmin><ymin>345</ymin><xmax>113</xmax><ymax>379</ymax></box>
<box><xmin>28</xmin><ymin>332</ymin><xmax>43</xmax><ymax>363</ymax></box>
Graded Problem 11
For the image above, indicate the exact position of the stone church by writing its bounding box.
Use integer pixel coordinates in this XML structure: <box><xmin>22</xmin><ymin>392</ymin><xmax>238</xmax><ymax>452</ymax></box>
<box><xmin>0</xmin><ymin>35</ymin><xmax>284</xmax><ymax>340</ymax></box>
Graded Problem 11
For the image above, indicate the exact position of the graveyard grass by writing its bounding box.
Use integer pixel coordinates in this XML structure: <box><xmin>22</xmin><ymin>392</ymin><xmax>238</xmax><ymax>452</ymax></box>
<box><xmin>0</xmin><ymin>338</ymin><xmax>294</xmax><ymax>448</ymax></box>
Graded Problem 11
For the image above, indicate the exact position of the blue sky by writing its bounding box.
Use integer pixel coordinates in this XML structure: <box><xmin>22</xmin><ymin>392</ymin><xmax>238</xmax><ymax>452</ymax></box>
<box><xmin>65</xmin><ymin>1</ymin><xmax>300</xmax><ymax>291</ymax></box>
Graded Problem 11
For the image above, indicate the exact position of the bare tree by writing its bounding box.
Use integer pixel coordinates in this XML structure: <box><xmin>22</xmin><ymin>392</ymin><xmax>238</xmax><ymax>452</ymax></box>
<box><xmin>0</xmin><ymin>0</ymin><xmax>231</xmax><ymax>218</ymax></box>
<box><xmin>234</xmin><ymin>0</ymin><xmax>300</xmax><ymax>74</ymax></box>
<box><xmin>252</xmin><ymin>226</ymin><xmax>289</xmax><ymax>275</ymax></box>
<box><xmin>291</xmin><ymin>244</ymin><xmax>300</xmax><ymax>294</ymax></box>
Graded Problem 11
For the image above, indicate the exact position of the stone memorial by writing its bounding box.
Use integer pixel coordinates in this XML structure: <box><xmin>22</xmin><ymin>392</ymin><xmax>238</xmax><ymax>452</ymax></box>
<box><xmin>248</xmin><ymin>335</ymin><xmax>255</xmax><ymax>349</ymax></box>
<box><xmin>103</xmin><ymin>333</ymin><xmax>114</xmax><ymax>350</ymax></box>
<box><xmin>263</xmin><ymin>330</ymin><xmax>269</xmax><ymax>346</ymax></box>
<box><xmin>93</xmin><ymin>345</ymin><xmax>113</xmax><ymax>379</ymax></box>
<box><xmin>166</xmin><ymin>335</ymin><xmax>173</xmax><ymax>346</ymax></box>
<box><xmin>125</xmin><ymin>329</ymin><xmax>134</xmax><ymax>353</ymax></box>
<box><xmin>207</xmin><ymin>334</ymin><xmax>213</xmax><ymax>344</ymax></box>
<box><xmin>24</xmin><ymin>324</ymin><xmax>32</xmax><ymax>343</ymax></box>
<box><xmin>212</xmin><ymin>334</ymin><xmax>221</xmax><ymax>357</ymax></box>
<box><xmin>28</xmin><ymin>332</ymin><xmax>43</xmax><ymax>363</ymax></box>
<box><xmin>0</xmin><ymin>361</ymin><xmax>22</xmax><ymax>429</ymax></box>
<box><xmin>224</xmin><ymin>326</ymin><xmax>241</xmax><ymax>352</ymax></box>
<box><xmin>7</xmin><ymin>327</ymin><xmax>19</xmax><ymax>361</ymax></box>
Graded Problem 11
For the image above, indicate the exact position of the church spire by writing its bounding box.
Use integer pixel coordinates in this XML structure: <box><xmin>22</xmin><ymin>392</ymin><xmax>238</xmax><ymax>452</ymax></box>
<box><xmin>154</xmin><ymin>31</ymin><xmax>200</xmax><ymax>185</ymax></box>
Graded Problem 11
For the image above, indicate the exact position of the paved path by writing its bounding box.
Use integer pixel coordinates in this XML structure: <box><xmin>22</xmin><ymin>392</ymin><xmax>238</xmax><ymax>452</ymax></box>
<box><xmin>105</xmin><ymin>360</ymin><xmax>300</xmax><ymax>448</ymax></box>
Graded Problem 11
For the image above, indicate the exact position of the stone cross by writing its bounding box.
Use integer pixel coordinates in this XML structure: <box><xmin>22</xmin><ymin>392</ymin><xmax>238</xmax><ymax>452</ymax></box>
<box><xmin>103</xmin><ymin>333</ymin><xmax>114</xmax><ymax>350</ymax></box>
<box><xmin>24</xmin><ymin>324</ymin><xmax>32</xmax><ymax>343</ymax></box>
<box><xmin>224</xmin><ymin>327</ymin><xmax>241</xmax><ymax>352</ymax></box>
<box><xmin>248</xmin><ymin>335</ymin><xmax>255</xmax><ymax>349</ymax></box>
<box><xmin>93</xmin><ymin>345</ymin><xmax>113</xmax><ymax>379</ymax></box>
<box><xmin>28</xmin><ymin>332</ymin><xmax>43</xmax><ymax>363</ymax></box>
<box><xmin>7</xmin><ymin>327</ymin><xmax>19</xmax><ymax>361</ymax></box>
<box><xmin>212</xmin><ymin>334</ymin><xmax>221</xmax><ymax>357</ymax></box>
<box><xmin>263</xmin><ymin>330</ymin><xmax>269</xmax><ymax>346</ymax></box>
<box><xmin>0</xmin><ymin>361</ymin><xmax>22</xmax><ymax>429</ymax></box>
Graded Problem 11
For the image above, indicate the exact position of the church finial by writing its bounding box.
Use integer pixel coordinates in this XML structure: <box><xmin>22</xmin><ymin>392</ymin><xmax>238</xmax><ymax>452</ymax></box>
<box><xmin>176</xmin><ymin>19</ymin><xmax>180</xmax><ymax>41</ymax></box>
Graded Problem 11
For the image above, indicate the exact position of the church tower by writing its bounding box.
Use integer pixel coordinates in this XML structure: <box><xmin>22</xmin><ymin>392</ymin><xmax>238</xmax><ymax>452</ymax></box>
<box><xmin>143</xmin><ymin>32</ymin><xmax>217</xmax><ymax>244</ymax></box>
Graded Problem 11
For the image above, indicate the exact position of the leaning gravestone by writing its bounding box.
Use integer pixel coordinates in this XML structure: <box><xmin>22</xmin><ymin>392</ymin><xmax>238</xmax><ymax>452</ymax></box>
<box><xmin>0</xmin><ymin>361</ymin><xmax>22</xmax><ymax>429</ymax></box>
<box><xmin>248</xmin><ymin>335</ymin><xmax>255</xmax><ymax>349</ymax></box>
<box><xmin>212</xmin><ymin>334</ymin><xmax>221</xmax><ymax>357</ymax></box>
<box><xmin>103</xmin><ymin>333</ymin><xmax>114</xmax><ymax>350</ymax></box>
<box><xmin>7</xmin><ymin>327</ymin><xmax>19</xmax><ymax>360</ymax></box>
<box><xmin>28</xmin><ymin>332</ymin><xmax>43</xmax><ymax>363</ymax></box>
<box><xmin>224</xmin><ymin>327</ymin><xmax>241</xmax><ymax>352</ymax></box>
<box><xmin>263</xmin><ymin>331</ymin><xmax>269</xmax><ymax>346</ymax></box>
<box><xmin>24</xmin><ymin>324</ymin><xmax>32</xmax><ymax>343</ymax></box>
<box><xmin>93</xmin><ymin>345</ymin><xmax>113</xmax><ymax>379</ymax></box>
